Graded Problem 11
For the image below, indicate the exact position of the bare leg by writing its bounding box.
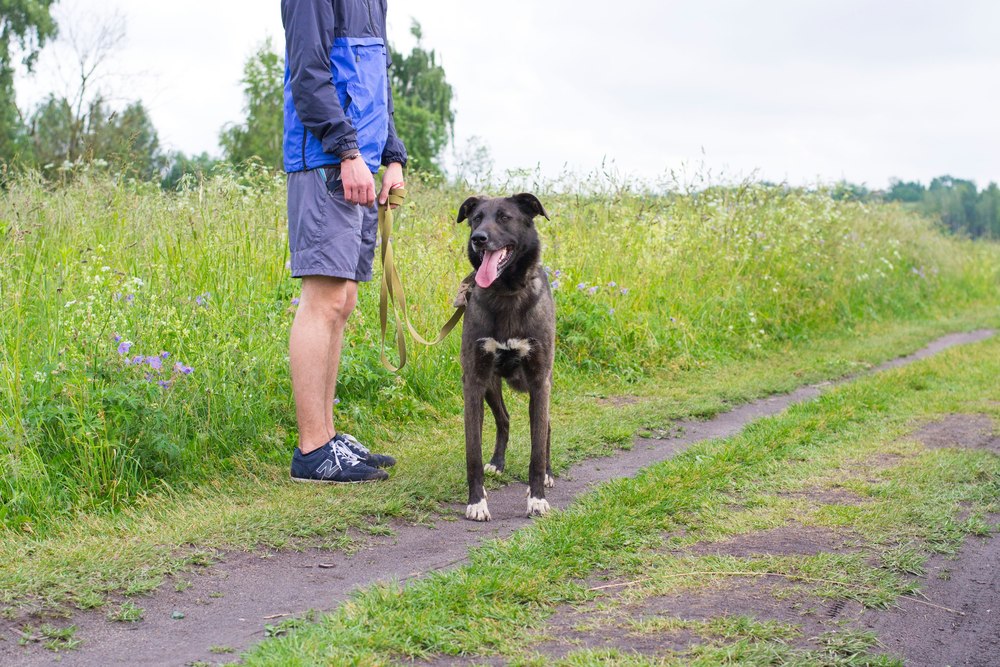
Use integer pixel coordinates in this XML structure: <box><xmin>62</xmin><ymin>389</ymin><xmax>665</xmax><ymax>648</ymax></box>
<box><xmin>289</xmin><ymin>276</ymin><xmax>356</xmax><ymax>454</ymax></box>
<box><xmin>322</xmin><ymin>281</ymin><xmax>358</xmax><ymax>441</ymax></box>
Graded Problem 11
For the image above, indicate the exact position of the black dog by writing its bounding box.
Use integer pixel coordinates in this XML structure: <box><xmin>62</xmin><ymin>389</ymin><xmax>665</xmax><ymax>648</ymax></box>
<box><xmin>456</xmin><ymin>193</ymin><xmax>555</xmax><ymax>521</ymax></box>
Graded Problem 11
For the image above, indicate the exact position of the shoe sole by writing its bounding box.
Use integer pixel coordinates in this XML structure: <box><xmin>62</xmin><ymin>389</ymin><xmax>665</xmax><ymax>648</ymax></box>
<box><xmin>289</xmin><ymin>474</ymin><xmax>388</xmax><ymax>484</ymax></box>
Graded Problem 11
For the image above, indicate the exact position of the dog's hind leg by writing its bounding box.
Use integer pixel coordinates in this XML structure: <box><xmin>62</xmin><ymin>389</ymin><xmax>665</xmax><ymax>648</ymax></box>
<box><xmin>526</xmin><ymin>380</ymin><xmax>552</xmax><ymax>517</ymax></box>
<box><xmin>464</xmin><ymin>381</ymin><xmax>491</xmax><ymax>521</ymax></box>
<box><xmin>483</xmin><ymin>376</ymin><xmax>509</xmax><ymax>476</ymax></box>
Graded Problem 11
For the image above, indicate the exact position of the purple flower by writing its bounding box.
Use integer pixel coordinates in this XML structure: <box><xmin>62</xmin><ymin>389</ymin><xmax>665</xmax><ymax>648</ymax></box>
<box><xmin>554</xmin><ymin>269</ymin><xmax>562</xmax><ymax>278</ymax></box>
<box><xmin>195</xmin><ymin>295</ymin><xmax>206</xmax><ymax>306</ymax></box>
<box><xmin>291</xmin><ymin>297</ymin><xmax>300</xmax><ymax>306</ymax></box>
<box><xmin>550</xmin><ymin>280</ymin><xmax>560</xmax><ymax>290</ymax></box>
<box><xmin>608</xmin><ymin>281</ymin><xmax>617</xmax><ymax>288</ymax></box>
<box><xmin>609</xmin><ymin>308</ymin><xmax>615</xmax><ymax>315</ymax></box>
<box><xmin>160</xmin><ymin>351</ymin><xmax>170</xmax><ymax>359</ymax></box>
<box><xmin>620</xmin><ymin>287</ymin><xmax>629</xmax><ymax>296</ymax></box>
<box><xmin>125</xmin><ymin>294</ymin><xmax>135</xmax><ymax>303</ymax></box>
<box><xmin>174</xmin><ymin>362</ymin><xmax>193</xmax><ymax>375</ymax></box>
<box><xmin>131</xmin><ymin>355</ymin><xmax>144</xmax><ymax>365</ymax></box>
<box><xmin>117</xmin><ymin>340</ymin><xmax>133</xmax><ymax>355</ymax></box>
<box><xmin>588</xmin><ymin>286</ymin><xmax>599</xmax><ymax>295</ymax></box>
<box><xmin>113</xmin><ymin>334</ymin><xmax>122</xmax><ymax>343</ymax></box>
<box><xmin>158</xmin><ymin>380</ymin><xmax>171</xmax><ymax>389</ymax></box>
<box><xmin>333</xmin><ymin>398</ymin><xmax>341</xmax><ymax>405</ymax></box>
<box><xmin>113</xmin><ymin>292</ymin><xmax>122</xmax><ymax>302</ymax></box>
<box><xmin>577</xmin><ymin>282</ymin><xmax>587</xmax><ymax>290</ymax></box>
<box><xmin>146</xmin><ymin>356</ymin><xmax>163</xmax><ymax>371</ymax></box>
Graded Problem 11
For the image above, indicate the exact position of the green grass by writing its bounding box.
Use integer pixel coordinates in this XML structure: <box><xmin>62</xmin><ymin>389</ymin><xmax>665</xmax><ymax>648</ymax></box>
<box><xmin>1</xmin><ymin>167</ymin><xmax>999</xmax><ymax>615</ymax></box>
<box><xmin>238</xmin><ymin>335</ymin><xmax>1000</xmax><ymax>666</ymax></box>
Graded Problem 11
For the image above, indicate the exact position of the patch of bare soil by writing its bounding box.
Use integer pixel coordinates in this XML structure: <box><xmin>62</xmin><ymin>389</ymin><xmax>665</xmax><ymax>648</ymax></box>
<box><xmin>682</xmin><ymin>524</ymin><xmax>857</xmax><ymax>557</ymax></box>
<box><xmin>913</xmin><ymin>413</ymin><xmax>1000</xmax><ymax>454</ymax></box>
<box><xmin>859</xmin><ymin>518</ymin><xmax>1000</xmax><ymax>667</ymax></box>
<box><xmin>1</xmin><ymin>330</ymin><xmax>994</xmax><ymax>667</ymax></box>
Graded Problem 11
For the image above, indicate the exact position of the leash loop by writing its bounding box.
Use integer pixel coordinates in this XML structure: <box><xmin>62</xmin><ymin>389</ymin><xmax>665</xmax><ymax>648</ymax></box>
<box><xmin>377</xmin><ymin>187</ymin><xmax>464</xmax><ymax>371</ymax></box>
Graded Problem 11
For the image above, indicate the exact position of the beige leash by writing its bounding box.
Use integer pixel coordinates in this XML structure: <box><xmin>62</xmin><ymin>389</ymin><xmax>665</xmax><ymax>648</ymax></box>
<box><xmin>377</xmin><ymin>187</ymin><xmax>465</xmax><ymax>371</ymax></box>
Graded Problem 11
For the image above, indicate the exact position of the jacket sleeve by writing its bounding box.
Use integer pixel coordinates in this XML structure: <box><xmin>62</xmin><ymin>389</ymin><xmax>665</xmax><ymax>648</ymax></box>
<box><xmin>282</xmin><ymin>0</ymin><xmax>359</xmax><ymax>157</ymax></box>
<box><xmin>380</xmin><ymin>20</ymin><xmax>408</xmax><ymax>166</ymax></box>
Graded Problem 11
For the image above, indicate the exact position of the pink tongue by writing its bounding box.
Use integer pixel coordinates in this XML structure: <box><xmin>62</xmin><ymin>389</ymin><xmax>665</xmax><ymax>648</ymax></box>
<box><xmin>475</xmin><ymin>250</ymin><xmax>502</xmax><ymax>288</ymax></box>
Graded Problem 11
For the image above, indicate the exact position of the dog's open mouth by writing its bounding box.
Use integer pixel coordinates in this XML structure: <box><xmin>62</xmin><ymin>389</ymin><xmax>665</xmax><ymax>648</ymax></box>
<box><xmin>475</xmin><ymin>245</ymin><xmax>514</xmax><ymax>289</ymax></box>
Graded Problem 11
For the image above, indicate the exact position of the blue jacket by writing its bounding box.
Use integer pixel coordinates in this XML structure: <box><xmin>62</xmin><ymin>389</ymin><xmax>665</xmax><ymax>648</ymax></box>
<box><xmin>281</xmin><ymin>0</ymin><xmax>407</xmax><ymax>173</ymax></box>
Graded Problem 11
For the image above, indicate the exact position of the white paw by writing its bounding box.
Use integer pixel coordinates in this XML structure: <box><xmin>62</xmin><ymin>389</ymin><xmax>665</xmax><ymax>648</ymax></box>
<box><xmin>484</xmin><ymin>463</ymin><xmax>501</xmax><ymax>476</ymax></box>
<box><xmin>465</xmin><ymin>499</ymin><xmax>491</xmax><ymax>522</ymax></box>
<box><xmin>545</xmin><ymin>474</ymin><xmax>555</xmax><ymax>488</ymax></box>
<box><xmin>526</xmin><ymin>497</ymin><xmax>550</xmax><ymax>517</ymax></box>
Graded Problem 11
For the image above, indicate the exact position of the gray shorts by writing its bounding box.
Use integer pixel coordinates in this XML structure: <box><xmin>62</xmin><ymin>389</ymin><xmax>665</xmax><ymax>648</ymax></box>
<box><xmin>287</xmin><ymin>167</ymin><xmax>378</xmax><ymax>281</ymax></box>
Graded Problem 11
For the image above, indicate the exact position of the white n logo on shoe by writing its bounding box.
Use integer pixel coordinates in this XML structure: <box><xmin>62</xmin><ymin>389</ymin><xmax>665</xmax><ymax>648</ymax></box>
<box><xmin>315</xmin><ymin>458</ymin><xmax>341</xmax><ymax>479</ymax></box>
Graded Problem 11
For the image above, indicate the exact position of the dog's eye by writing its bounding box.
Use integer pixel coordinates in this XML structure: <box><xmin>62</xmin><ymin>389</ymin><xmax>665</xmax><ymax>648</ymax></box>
<box><xmin>496</xmin><ymin>212</ymin><xmax>508</xmax><ymax>222</ymax></box>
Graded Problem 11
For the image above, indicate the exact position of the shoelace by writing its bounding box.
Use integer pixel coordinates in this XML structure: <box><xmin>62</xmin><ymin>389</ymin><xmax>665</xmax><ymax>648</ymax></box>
<box><xmin>342</xmin><ymin>434</ymin><xmax>371</xmax><ymax>456</ymax></box>
<box><xmin>330</xmin><ymin>438</ymin><xmax>362</xmax><ymax>467</ymax></box>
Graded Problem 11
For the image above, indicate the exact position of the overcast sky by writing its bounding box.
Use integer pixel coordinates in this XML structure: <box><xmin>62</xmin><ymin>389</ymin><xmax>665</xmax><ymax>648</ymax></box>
<box><xmin>15</xmin><ymin>0</ymin><xmax>1000</xmax><ymax>189</ymax></box>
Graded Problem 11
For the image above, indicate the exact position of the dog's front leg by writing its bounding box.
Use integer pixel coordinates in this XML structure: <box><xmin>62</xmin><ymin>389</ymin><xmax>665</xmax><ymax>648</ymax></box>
<box><xmin>464</xmin><ymin>380</ymin><xmax>491</xmax><ymax>521</ymax></box>
<box><xmin>526</xmin><ymin>380</ymin><xmax>552</xmax><ymax>517</ymax></box>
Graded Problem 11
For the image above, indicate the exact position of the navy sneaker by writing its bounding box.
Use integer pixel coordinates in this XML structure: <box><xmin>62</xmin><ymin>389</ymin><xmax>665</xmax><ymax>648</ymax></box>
<box><xmin>338</xmin><ymin>433</ymin><xmax>396</xmax><ymax>469</ymax></box>
<box><xmin>290</xmin><ymin>438</ymin><xmax>389</xmax><ymax>483</ymax></box>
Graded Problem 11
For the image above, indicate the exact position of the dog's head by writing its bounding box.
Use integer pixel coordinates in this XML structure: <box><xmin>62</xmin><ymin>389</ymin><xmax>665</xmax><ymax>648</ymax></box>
<box><xmin>456</xmin><ymin>193</ymin><xmax>549</xmax><ymax>290</ymax></box>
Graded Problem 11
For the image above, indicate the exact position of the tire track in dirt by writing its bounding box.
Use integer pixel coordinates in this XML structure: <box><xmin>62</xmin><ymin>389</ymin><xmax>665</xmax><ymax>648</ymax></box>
<box><xmin>2</xmin><ymin>329</ymin><xmax>994</xmax><ymax>666</ymax></box>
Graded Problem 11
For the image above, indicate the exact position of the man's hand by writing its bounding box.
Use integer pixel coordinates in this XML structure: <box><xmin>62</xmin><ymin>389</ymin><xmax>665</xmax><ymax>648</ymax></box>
<box><xmin>378</xmin><ymin>162</ymin><xmax>405</xmax><ymax>209</ymax></box>
<box><xmin>341</xmin><ymin>156</ymin><xmax>376</xmax><ymax>207</ymax></box>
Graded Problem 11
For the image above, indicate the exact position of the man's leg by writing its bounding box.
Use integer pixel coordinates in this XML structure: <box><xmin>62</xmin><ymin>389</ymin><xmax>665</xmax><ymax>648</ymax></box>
<box><xmin>323</xmin><ymin>280</ymin><xmax>358</xmax><ymax>440</ymax></box>
<box><xmin>289</xmin><ymin>275</ymin><xmax>356</xmax><ymax>455</ymax></box>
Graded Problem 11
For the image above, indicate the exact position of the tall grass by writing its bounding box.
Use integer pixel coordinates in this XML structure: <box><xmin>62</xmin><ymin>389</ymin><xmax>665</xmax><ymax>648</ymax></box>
<box><xmin>1</xmin><ymin>166</ymin><xmax>997</xmax><ymax>533</ymax></box>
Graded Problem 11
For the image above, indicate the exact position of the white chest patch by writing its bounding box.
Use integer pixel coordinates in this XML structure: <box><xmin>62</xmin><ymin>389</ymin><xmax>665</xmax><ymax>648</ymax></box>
<box><xmin>479</xmin><ymin>337</ymin><xmax>532</xmax><ymax>358</ymax></box>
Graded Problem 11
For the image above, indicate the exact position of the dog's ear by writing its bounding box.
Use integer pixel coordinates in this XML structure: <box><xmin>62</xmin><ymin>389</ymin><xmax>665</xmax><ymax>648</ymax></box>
<box><xmin>457</xmin><ymin>196</ymin><xmax>483</xmax><ymax>224</ymax></box>
<box><xmin>511</xmin><ymin>193</ymin><xmax>550</xmax><ymax>221</ymax></box>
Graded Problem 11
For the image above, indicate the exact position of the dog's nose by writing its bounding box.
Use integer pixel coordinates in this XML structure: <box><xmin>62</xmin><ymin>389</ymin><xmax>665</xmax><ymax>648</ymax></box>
<box><xmin>470</xmin><ymin>230</ymin><xmax>488</xmax><ymax>247</ymax></box>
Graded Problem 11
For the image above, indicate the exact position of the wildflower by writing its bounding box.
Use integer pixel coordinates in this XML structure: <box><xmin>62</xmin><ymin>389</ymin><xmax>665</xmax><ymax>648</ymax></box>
<box><xmin>670</xmin><ymin>317</ymin><xmax>676</xmax><ymax>323</ymax></box>
<box><xmin>550</xmin><ymin>280</ymin><xmax>560</xmax><ymax>291</ymax></box>
<box><xmin>174</xmin><ymin>362</ymin><xmax>193</xmax><ymax>375</ymax></box>
<box><xmin>554</xmin><ymin>269</ymin><xmax>562</xmax><ymax>278</ymax></box>
<box><xmin>334</xmin><ymin>398</ymin><xmax>341</xmax><ymax>405</ymax></box>
<box><xmin>34</xmin><ymin>371</ymin><xmax>47</xmax><ymax>383</ymax></box>
<box><xmin>131</xmin><ymin>355</ymin><xmax>144</xmax><ymax>366</ymax></box>
<box><xmin>620</xmin><ymin>288</ymin><xmax>629</xmax><ymax>296</ymax></box>
<box><xmin>158</xmin><ymin>380</ymin><xmax>171</xmax><ymax>389</ymax></box>
<box><xmin>608</xmin><ymin>281</ymin><xmax>617</xmax><ymax>288</ymax></box>
<box><xmin>609</xmin><ymin>308</ymin><xmax>615</xmax><ymax>315</ymax></box>
<box><xmin>114</xmin><ymin>334</ymin><xmax>122</xmax><ymax>343</ymax></box>
<box><xmin>577</xmin><ymin>282</ymin><xmax>587</xmax><ymax>290</ymax></box>
<box><xmin>113</xmin><ymin>292</ymin><xmax>122</xmax><ymax>301</ymax></box>
<box><xmin>291</xmin><ymin>297</ymin><xmax>300</xmax><ymax>306</ymax></box>
<box><xmin>117</xmin><ymin>340</ymin><xmax>133</xmax><ymax>355</ymax></box>
<box><xmin>125</xmin><ymin>294</ymin><xmax>135</xmax><ymax>303</ymax></box>
<box><xmin>588</xmin><ymin>286</ymin><xmax>598</xmax><ymax>295</ymax></box>
<box><xmin>160</xmin><ymin>351</ymin><xmax>170</xmax><ymax>359</ymax></box>
<box><xmin>147</xmin><ymin>356</ymin><xmax>163</xmax><ymax>371</ymax></box>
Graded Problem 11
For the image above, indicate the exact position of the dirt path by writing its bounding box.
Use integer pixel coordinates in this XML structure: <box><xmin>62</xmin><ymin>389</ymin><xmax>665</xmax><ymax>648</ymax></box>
<box><xmin>3</xmin><ymin>329</ymin><xmax>995</xmax><ymax>666</ymax></box>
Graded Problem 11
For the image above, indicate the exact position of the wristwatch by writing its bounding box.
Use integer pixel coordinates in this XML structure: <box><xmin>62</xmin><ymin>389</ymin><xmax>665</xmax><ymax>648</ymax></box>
<box><xmin>340</xmin><ymin>151</ymin><xmax>362</xmax><ymax>162</ymax></box>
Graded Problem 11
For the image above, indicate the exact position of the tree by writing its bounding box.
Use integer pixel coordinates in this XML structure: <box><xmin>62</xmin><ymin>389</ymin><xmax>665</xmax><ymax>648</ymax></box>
<box><xmin>30</xmin><ymin>94</ymin><xmax>164</xmax><ymax>180</ymax></box>
<box><xmin>219</xmin><ymin>38</ymin><xmax>283</xmax><ymax>170</ymax></box>
<box><xmin>0</xmin><ymin>0</ymin><xmax>59</xmax><ymax>163</ymax></box>
<box><xmin>23</xmin><ymin>9</ymin><xmax>163</xmax><ymax>180</ymax></box>
<box><xmin>388</xmin><ymin>20</ymin><xmax>454</xmax><ymax>174</ymax></box>
<box><xmin>160</xmin><ymin>150</ymin><xmax>219</xmax><ymax>190</ymax></box>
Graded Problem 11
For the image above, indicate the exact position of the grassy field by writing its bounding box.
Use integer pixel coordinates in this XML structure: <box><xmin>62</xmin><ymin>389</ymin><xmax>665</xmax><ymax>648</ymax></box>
<box><xmin>241</xmin><ymin>330</ymin><xmax>1000</xmax><ymax>666</ymax></box>
<box><xmin>1</xmin><ymin>166</ymin><xmax>999</xmax><ymax>614</ymax></box>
